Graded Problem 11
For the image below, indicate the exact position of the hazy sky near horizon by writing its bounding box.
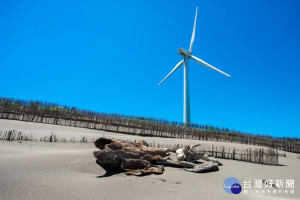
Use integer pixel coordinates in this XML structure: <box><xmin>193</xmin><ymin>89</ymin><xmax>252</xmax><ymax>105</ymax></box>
<box><xmin>1</xmin><ymin>0</ymin><xmax>300</xmax><ymax>137</ymax></box>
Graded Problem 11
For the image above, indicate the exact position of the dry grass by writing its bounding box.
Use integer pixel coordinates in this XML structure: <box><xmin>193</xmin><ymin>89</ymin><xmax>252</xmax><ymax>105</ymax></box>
<box><xmin>0</xmin><ymin>130</ymin><xmax>89</xmax><ymax>143</ymax></box>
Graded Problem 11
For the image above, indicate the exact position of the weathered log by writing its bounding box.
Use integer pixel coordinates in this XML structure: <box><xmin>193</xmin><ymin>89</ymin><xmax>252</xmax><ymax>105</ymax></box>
<box><xmin>155</xmin><ymin>159</ymin><xmax>196</xmax><ymax>168</ymax></box>
<box><xmin>121</xmin><ymin>158</ymin><xmax>164</xmax><ymax>176</ymax></box>
<box><xmin>176</xmin><ymin>144</ymin><xmax>223</xmax><ymax>166</ymax></box>
<box><xmin>121</xmin><ymin>158</ymin><xmax>151</xmax><ymax>170</ymax></box>
<box><xmin>156</xmin><ymin>159</ymin><xmax>219</xmax><ymax>173</ymax></box>
<box><xmin>176</xmin><ymin>145</ymin><xmax>194</xmax><ymax>161</ymax></box>
<box><xmin>93</xmin><ymin>138</ymin><xmax>222</xmax><ymax>176</ymax></box>
<box><xmin>194</xmin><ymin>153</ymin><xmax>223</xmax><ymax>166</ymax></box>
<box><xmin>125</xmin><ymin>166</ymin><xmax>164</xmax><ymax>176</ymax></box>
<box><xmin>184</xmin><ymin>162</ymin><xmax>219</xmax><ymax>173</ymax></box>
<box><xmin>93</xmin><ymin>137</ymin><xmax>169</xmax><ymax>175</ymax></box>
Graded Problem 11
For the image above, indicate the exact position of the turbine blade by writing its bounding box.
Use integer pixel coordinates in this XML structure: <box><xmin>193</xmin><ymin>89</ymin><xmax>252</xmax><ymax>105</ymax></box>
<box><xmin>191</xmin><ymin>55</ymin><xmax>231</xmax><ymax>77</ymax></box>
<box><xmin>158</xmin><ymin>60</ymin><xmax>184</xmax><ymax>85</ymax></box>
<box><xmin>189</xmin><ymin>7</ymin><xmax>198</xmax><ymax>53</ymax></box>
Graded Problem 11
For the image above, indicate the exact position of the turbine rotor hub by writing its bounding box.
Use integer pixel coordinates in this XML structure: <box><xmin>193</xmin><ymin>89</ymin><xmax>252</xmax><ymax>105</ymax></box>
<box><xmin>178</xmin><ymin>48</ymin><xmax>191</xmax><ymax>58</ymax></box>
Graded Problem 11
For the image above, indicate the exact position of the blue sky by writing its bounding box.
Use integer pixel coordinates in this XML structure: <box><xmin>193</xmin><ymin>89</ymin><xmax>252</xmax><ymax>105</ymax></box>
<box><xmin>1</xmin><ymin>0</ymin><xmax>299</xmax><ymax>137</ymax></box>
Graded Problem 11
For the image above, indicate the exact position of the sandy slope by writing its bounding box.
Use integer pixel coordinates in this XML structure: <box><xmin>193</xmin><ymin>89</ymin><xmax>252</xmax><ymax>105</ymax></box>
<box><xmin>0</xmin><ymin>119</ymin><xmax>299</xmax><ymax>200</ymax></box>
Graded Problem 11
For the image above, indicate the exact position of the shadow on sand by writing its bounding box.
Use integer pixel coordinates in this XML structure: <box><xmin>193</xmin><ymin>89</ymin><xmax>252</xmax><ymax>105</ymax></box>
<box><xmin>95</xmin><ymin>160</ymin><xmax>124</xmax><ymax>178</ymax></box>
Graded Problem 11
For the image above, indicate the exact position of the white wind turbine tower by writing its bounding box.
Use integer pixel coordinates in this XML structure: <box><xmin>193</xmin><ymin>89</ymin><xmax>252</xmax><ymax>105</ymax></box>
<box><xmin>158</xmin><ymin>7</ymin><xmax>231</xmax><ymax>125</ymax></box>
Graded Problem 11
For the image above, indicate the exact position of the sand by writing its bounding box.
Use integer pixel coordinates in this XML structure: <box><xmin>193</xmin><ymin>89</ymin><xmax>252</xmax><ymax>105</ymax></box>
<box><xmin>0</xmin><ymin>119</ymin><xmax>299</xmax><ymax>200</ymax></box>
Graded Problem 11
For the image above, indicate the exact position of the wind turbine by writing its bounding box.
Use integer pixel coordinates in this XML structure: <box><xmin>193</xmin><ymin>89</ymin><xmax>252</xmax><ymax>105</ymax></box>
<box><xmin>158</xmin><ymin>7</ymin><xmax>231</xmax><ymax>125</ymax></box>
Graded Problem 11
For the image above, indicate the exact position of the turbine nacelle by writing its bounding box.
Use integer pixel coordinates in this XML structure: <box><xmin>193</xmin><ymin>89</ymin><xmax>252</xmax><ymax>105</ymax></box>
<box><xmin>178</xmin><ymin>48</ymin><xmax>191</xmax><ymax>58</ymax></box>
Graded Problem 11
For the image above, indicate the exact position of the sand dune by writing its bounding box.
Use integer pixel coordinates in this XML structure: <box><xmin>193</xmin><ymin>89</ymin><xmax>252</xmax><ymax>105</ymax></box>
<box><xmin>0</xmin><ymin>119</ymin><xmax>299</xmax><ymax>200</ymax></box>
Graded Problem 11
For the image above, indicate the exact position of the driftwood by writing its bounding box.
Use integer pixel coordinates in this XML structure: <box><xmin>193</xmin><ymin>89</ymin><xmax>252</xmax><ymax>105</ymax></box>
<box><xmin>155</xmin><ymin>159</ymin><xmax>196</xmax><ymax>168</ymax></box>
<box><xmin>93</xmin><ymin>137</ymin><xmax>222</xmax><ymax>176</ymax></box>
<box><xmin>122</xmin><ymin>158</ymin><xmax>164</xmax><ymax>176</ymax></box>
<box><xmin>184</xmin><ymin>162</ymin><xmax>219</xmax><ymax>173</ymax></box>
<box><xmin>176</xmin><ymin>144</ymin><xmax>223</xmax><ymax>166</ymax></box>
<box><xmin>93</xmin><ymin>137</ymin><xmax>169</xmax><ymax>175</ymax></box>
